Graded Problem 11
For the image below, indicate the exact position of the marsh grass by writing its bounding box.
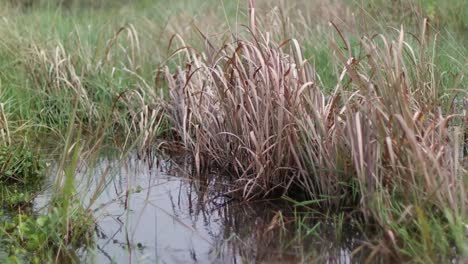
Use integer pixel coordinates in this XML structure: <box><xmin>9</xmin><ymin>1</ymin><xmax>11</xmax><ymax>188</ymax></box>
<box><xmin>159</xmin><ymin>1</ymin><xmax>467</xmax><ymax>260</ymax></box>
<box><xmin>0</xmin><ymin>0</ymin><xmax>465</xmax><ymax>262</ymax></box>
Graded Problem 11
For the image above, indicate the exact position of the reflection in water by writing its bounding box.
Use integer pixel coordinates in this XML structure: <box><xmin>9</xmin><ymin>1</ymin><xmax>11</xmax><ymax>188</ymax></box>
<box><xmin>37</xmin><ymin>155</ymin><xmax>365</xmax><ymax>263</ymax></box>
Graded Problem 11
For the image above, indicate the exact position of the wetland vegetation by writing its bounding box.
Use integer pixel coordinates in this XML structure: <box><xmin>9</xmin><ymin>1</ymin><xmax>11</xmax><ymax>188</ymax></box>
<box><xmin>0</xmin><ymin>0</ymin><xmax>466</xmax><ymax>263</ymax></box>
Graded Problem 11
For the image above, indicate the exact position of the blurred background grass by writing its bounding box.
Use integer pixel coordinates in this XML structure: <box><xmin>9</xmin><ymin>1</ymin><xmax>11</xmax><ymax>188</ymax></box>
<box><xmin>0</xmin><ymin>0</ymin><xmax>465</xmax><ymax>127</ymax></box>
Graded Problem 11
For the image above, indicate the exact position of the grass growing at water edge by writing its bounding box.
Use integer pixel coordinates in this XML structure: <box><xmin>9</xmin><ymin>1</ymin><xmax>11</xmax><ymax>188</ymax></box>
<box><xmin>159</xmin><ymin>1</ymin><xmax>467</xmax><ymax>261</ymax></box>
<box><xmin>0</xmin><ymin>0</ymin><xmax>466</xmax><ymax>262</ymax></box>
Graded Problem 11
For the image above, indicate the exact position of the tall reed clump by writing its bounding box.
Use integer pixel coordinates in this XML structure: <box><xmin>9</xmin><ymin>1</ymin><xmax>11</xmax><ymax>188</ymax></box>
<box><xmin>307</xmin><ymin>22</ymin><xmax>467</xmax><ymax>259</ymax></box>
<box><xmin>161</xmin><ymin>29</ymin><xmax>314</xmax><ymax>198</ymax></box>
<box><xmin>299</xmin><ymin>20</ymin><xmax>467</xmax><ymax>207</ymax></box>
<box><xmin>160</xmin><ymin>2</ymin><xmax>466</xmax><ymax>259</ymax></box>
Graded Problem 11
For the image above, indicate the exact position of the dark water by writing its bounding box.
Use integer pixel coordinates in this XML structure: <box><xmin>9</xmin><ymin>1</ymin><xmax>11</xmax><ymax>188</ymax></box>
<box><xmin>34</xmin><ymin>154</ymin><xmax>363</xmax><ymax>264</ymax></box>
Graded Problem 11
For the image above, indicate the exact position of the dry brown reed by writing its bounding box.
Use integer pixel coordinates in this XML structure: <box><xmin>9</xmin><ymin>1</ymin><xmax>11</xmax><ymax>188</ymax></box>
<box><xmin>160</xmin><ymin>4</ymin><xmax>466</xmax><ymax>221</ymax></box>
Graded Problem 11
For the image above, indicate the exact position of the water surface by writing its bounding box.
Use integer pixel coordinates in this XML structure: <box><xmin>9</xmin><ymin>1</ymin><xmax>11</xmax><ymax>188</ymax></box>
<box><xmin>36</xmin><ymin>154</ymin><xmax>362</xmax><ymax>263</ymax></box>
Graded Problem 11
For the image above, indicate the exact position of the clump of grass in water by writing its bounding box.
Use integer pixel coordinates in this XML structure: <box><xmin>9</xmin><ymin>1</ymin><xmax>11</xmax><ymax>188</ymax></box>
<box><xmin>0</xmin><ymin>103</ymin><xmax>46</xmax><ymax>209</ymax></box>
<box><xmin>0</xmin><ymin>104</ymin><xmax>97</xmax><ymax>263</ymax></box>
<box><xmin>0</xmin><ymin>144</ymin><xmax>45</xmax><ymax>210</ymax></box>
<box><xmin>159</xmin><ymin>0</ymin><xmax>467</xmax><ymax>261</ymax></box>
<box><xmin>161</xmin><ymin>3</ymin><xmax>315</xmax><ymax>199</ymax></box>
<box><xmin>0</xmin><ymin>145</ymin><xmax>44</xmax><ymax>186</ymax></box>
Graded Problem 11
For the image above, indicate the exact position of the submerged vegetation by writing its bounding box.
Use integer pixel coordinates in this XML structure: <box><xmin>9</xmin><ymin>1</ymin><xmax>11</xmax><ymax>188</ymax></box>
<box><xmin>0</xmin><ymin>0</ymin><xmax>466</xmax><ymax>262</ymax></box>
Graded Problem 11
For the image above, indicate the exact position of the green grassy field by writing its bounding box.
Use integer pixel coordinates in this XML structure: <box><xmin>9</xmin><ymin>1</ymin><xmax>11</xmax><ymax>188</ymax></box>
<box><xmin>0</xmin><ymin>0</ymin><xmax>466</xmax><ymax>263</ymax></box>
